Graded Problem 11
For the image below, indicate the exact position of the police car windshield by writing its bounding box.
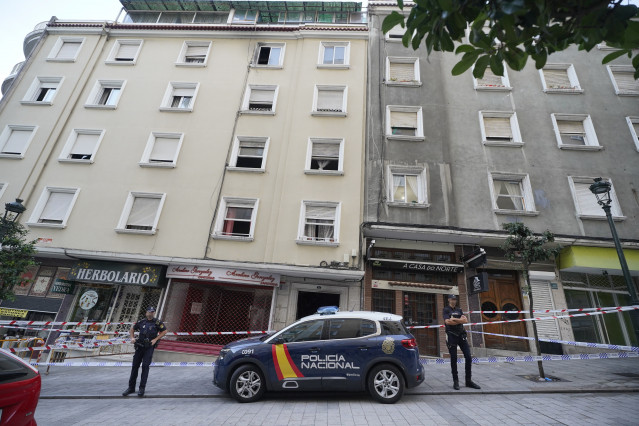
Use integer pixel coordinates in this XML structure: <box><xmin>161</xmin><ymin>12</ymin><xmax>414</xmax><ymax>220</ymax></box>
<box><xmin>380</xmin><ymin>321</ymin><xmax>409</xmax><ymax>336</ymax></box>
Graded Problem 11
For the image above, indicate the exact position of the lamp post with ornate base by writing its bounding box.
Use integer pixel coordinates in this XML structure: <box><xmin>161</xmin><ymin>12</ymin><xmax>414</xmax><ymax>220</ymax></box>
<box><xmin>589</xmin><ymin>178</ymin><xmax>639</xmax><ymax>345</ymax></box>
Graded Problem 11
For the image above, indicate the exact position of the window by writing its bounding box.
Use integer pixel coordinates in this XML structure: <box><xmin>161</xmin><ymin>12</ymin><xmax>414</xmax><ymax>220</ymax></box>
<box><xmin>386</xmin><ymin>106</ymin><xmax>424</xmax><ymax>140</ymax></box>
<box><xmin>48</xmin><ymin>37</ymin><xmax>83</xmax><ymax>61</ymax></box>
<box><xmin>388</xmin><ymin>166</ymin><xmax>428</xmax><ymax>206</ymax></box>
<box><xmin>22</xmin><ymin>77</ymin><xmax>62</xmax><ymax>104</ymax></box>
<box><xmin>177</xmin><ymin>41</ymin><xmax>211</xmax><ymax>66</ymax></box>
<box><xmin>488</xmin><ymin>173</ymin><xmax>537</xmax><ymax>215</ymax></box>
<box><xmin>318</xmin><ymin>42</ymin><xmax>349</xmax><ymax>68</ymax></box>
<box><xmin>569</xmin><ymin>177</ymin><xmax>623</xmax><ymax>219</ymax></box>
<box><xmin>551</xmin><ymin>114</ymin><xmax>601</xmax><ymax>150</ymax></box>
<box><xmin>328</xmin><ymin>319</ymin><xmax>374</xmax><ymax>339</ymax></box>
<box><xmin>386</xmin><ymin>25</ymin><xmax>406</xmax><ymax>42</ymax></box>
<box><xmin>85</xmin><ymin>80</ymin><xmax>125</xmax><ymax>108</ymax></box>
<box><xmin>278</xmin><ymin>320</ymin><xmax>324</xmax><ymax>343</ymax></box>
<box><xmin>228</xmin><ymin>136</ymin><xmax>268</xmax><ymax>171</ymax></box>
<box><xmin>213</xmin><ymin>198</ymin><xmax>258</xmax><ymax>240</ymax></box>
<box><xmin>106</xmin><ymin>39</ymin><xmax>143</xmax><ymax>64</ymax></box>
<box><xmin>312</xmin><ymin>86</ymin><xmax>347</xmax><ymax>116</ymax></box>
<box><xmin>386</xmin><ymin>57</ymin><xmax>420</xmax><ymax>85</ymax></box>
<box><xmin>232</xmin><ymin>10</ymin><xmax>257</xmax><ymax>23</ymax></box>
<box><xmin>479</xmin><ymin>111</ymin><xmax>523</xmax><ymax>146</ymax></box>
<box><xmin>116</xmin><ymin>192</ymin><xmax>166</xmax><ymax>234</ymax></box>
<box><xmin>58</xmin><ymin>129</ymin><xmax>104</xmax><ymax>163</ymax></box>
<box><xmin>140</xmin><ymin>132</ymin><xmax>183</xmax><ymax>167</ymax></box>
<box><xmin>473</xmin><ymin>66</ymin><xmax>511</xmax><ymax>90</ymax></box>
<box><xmin>0</xmin><ymin>125</ymin><xmax>36</xmax><ymax>158</ymax></box>
<box><xmin>305</xmin><ymin>138</ymin><xmax>343</xmax><ymax>174</ymax></box>
<box><xmin>160</xmin><ymin>83</ymin><xmax>199</xmax><ymax>112</ymax></box>
<box><xmin>540</xmin><ymin>64</ymin><xmax>582</xmax><ymax>93</ymax></box>
<box><xmin>27</xmin><ymin>187</ymin><xmax>80</xmax><ymax>228</ymax></box>
<box><xmin>607</xmin><ymin>65</ymin><xmax>639</xmax><ymax>96</ymax></box>
<box><xmin>626</xmin><ymin>117</ymin><xmax>639</xmax><ymax>152</ymax></box>
<box><xmin>242</xmin><ymin>85</ymin><xmax>277</xmax><ymax>114</ymax></box>
<box><xmin>297</xmin><ymin>202</ymin><xmax>340</xmax><ymax>245</ymax></box>
<box><xmin>254</xmin><ymin>43</ymin><xmax>284</xmax><ymax>67</ymax></box>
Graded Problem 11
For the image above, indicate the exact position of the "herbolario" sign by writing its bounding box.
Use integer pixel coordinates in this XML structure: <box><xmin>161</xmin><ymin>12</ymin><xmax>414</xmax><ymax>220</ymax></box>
<box><xmin>167</xmin><ymin>264</ymin><xmax>280</xmax><ymax>287</ymax></box>
<box><xmin>69</xmin><ymin>261</ymin><xmax>162</xmax><ymax>287</ymax></box>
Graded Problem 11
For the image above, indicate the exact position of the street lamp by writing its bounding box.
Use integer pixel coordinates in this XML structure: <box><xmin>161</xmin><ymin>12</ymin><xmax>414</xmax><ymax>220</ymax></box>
<box><xmin>0</xmin><ymin>198</ymin><xmax>26</xmax><ymax>243</ymax></box>
<box><xmin>589</xmin><ymin>178</ymin><xmax>639</xmax><ymax>344</ymax></box>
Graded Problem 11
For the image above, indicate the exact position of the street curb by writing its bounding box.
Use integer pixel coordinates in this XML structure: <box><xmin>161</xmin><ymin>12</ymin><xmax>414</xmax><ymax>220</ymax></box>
<box><xmin>40</xmin><ymin>388</ymin><xmax>639</xmax><ymax>399</ymax></box>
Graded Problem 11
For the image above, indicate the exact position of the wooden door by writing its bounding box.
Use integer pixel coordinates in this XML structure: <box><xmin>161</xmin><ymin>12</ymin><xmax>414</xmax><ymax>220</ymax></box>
<box><xmin>479</xmin><ymin>272</ymin><xmax>528</xmax><ymax>351</ymax></box>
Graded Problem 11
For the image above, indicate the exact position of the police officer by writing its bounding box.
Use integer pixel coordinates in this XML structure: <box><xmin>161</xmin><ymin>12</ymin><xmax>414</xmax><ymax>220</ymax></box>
<box><xmin>122</xmin><ymin>306</ymin><xmax>167</xmax><ymax>397</ymax></box>
<box><xmin>443</xmin><ymin>294</ymin><xmax>481</xmax><ymax>390</ymax></box>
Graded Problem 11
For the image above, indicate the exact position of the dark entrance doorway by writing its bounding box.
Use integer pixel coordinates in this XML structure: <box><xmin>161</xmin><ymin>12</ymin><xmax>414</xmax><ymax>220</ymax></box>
<box><xmin>296</xmin><ymin>291</ymin><xmax>340</xmax><ymax>319</ymax></box>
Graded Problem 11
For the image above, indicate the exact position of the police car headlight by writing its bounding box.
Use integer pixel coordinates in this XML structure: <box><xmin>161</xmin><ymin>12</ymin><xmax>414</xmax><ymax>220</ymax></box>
<box><xmin>218</xmin><ymin>349</ymin><xmax>230</xmax><ymax>361</ymax></box>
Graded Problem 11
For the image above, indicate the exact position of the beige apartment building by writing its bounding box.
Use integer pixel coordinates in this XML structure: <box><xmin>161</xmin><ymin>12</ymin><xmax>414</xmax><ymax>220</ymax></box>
<box><xmin>0</xmin><ymin>1</ymin><xmax>367</xmax><ymax>349</ymax></box>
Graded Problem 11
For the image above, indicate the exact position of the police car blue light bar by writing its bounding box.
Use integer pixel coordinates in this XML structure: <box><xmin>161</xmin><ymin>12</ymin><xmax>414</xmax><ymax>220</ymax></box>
<box><xmin>317</xmin><ymin>306</ymin><xmax>339</xmax><ymax>315</ymax></box>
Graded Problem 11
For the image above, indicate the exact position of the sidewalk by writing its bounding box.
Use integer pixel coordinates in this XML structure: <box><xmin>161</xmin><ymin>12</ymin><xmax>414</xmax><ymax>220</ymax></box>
<box><xmin>36</xmin><ymin>354</ymin><xmax>639</xmax><ymax>399</ymax></box>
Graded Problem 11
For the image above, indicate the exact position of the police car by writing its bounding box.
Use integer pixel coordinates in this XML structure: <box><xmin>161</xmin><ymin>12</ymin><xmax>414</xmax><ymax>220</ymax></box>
<box><xmin>213</xmin><ymin>307</ymin><xmax>424</xmax><ymax>403</ymax></box>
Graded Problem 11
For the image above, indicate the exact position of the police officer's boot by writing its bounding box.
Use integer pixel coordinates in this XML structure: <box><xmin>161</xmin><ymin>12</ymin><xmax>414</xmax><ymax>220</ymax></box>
<box><xmin>122</xmin><ymin>388</ymin><xmax>135</xmax><ymax>396</ymax></box>
<box><xmin>453</xmin><ymin>380</ymin><xmax>460</xmax><ymax>390</ymax></box>
<box><xmin>466</xmin><ymin>379</ymin><xmax>481</xmax><ymax>389</ymax></box>
<box><xmin>138</xmin><ymin>388</ymin><xmax>145</xmax><ymax>397</ymax></box>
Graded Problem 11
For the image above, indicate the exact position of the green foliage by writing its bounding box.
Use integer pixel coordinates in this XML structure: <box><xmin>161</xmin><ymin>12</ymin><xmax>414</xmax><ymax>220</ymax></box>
<box><xmin>382</xmin><ymin>1</ymin><xmax>639</xmax><ymax>78</ymax></box>
<box><xmin>500</xmin><ymin>222</ymin><xmax>562</xmax><ymax>276</ymax></box>
<box><xmin>0</xmin><ymin>222</ymin><xmax>38</xmax><ymax>301</ymax></box>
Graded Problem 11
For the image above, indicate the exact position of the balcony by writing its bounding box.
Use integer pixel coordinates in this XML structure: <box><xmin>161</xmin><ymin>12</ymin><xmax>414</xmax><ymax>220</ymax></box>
<box><xmin>1</xmin><ymin>61</ymin><xmax>24</xmax><ymax>95</ymax></box>
<box><xmin>23</xmin><ymin>21</ymin><xmax>47</xmax><ymax>58</ymax></box>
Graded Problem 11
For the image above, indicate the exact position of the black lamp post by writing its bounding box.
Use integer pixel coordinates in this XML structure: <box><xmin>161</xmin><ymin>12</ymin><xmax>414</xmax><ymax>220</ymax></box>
<box><xmin>0</xmin><ymin>198</ymin><xmax>26</xmax><ymax>243</ymax></box>
<box><xmin>589</xmin><ymin>178</ymin><xmax>639</xmax><ymax>344</ymax></box>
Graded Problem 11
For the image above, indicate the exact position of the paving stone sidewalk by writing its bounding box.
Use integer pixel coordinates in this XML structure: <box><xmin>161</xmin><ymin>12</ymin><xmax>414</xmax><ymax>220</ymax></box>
<box><xmin>36</xmin><ymin>354</ymin><xmax>639</xmax><ymax>398</ymax></box>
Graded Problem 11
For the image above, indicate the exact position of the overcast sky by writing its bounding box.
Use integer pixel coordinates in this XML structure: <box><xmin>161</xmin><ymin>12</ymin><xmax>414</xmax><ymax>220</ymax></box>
<box><xmin>0</xmin><ymin>0</ymin><xmax>123</xmax><ymax>81</ymax></box>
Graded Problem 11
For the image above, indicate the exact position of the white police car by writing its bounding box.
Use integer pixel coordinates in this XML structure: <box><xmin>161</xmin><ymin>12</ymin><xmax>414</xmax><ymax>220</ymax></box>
<box><xmin>213</xmin><ymin>307</ymin><xmax>424</xmax><ymax>403</ymax></box>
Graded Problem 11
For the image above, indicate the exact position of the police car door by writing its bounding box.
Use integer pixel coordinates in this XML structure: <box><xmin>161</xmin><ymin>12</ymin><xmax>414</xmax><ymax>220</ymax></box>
<box><xmin>319</xmin><ymin>318</ymin><xmax>376</xmax><ymax>391</ymax></box>
<box><xmin>269</xmin><ymin>319</ymin><xmax>326</xmax><ymax>391</ymax></box>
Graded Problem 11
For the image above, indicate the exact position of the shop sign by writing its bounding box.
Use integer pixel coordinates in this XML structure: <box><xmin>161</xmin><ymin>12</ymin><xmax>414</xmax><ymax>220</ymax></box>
<box><xmin>167</xmin><ymin>264</ymin><xmax>280</xmax><ymax>287</ymax></box>
<box><xmin>69</xmin><ymin>261</ymin><xmax>162</xmax><ymax>287</ymax></box>
<box><xmin>370</xmin><ymin>259</ymin><xmax>464</xmax><ymax>273</ymax></box>
<box><xmin>0</xmin><ymin>308</ymin><xmax>28</xmax><ymax>318</ymax></box>
<box><xmin>50</xmin><ymin>278</ymin><xmax>76</xmax><ymax>295</ymax></box>
<box><xmin>468</xmin><ymin>272</ymin><xmax>489</xmax><ymax>294</ymax></box>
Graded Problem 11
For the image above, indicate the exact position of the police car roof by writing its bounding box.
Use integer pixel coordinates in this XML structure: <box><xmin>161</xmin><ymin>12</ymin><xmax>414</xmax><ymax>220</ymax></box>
<box><xmin>300</xmin><ymin>311</ymin><xmax>403</xmax><ymax>322</ymax></box>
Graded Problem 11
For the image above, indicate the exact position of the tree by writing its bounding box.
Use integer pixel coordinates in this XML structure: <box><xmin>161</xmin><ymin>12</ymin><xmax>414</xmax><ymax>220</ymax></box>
<box><xmin>382</xmin><ymin>0</ymin><xmax>639</xmax><ymax>79</ymax></box>
<box><xmin>0</xmin><ymin>221</ymin><xmax>38</xmax><ymax>301</ymax></box>
<box><xmin>500</xmin><ymin>222</ymin><xmax>561</xmax><ymax>379</ymax></box>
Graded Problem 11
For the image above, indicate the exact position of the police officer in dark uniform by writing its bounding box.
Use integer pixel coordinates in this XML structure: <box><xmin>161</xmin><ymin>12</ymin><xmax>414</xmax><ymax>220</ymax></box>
<box><xmin>443</xmin><ymin>294</ymin><xmax>481</xmax><ymax>390</ymax></box>
<box><xmin>122</xmin><ymin>306</ymin><xmax>167</xmax><ymax>397</ymax></box>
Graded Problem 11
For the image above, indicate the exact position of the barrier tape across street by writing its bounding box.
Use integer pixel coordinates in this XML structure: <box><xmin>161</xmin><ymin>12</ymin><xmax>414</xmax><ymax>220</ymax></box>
<box><xmin>3</xmin><ymin>338</ymin><xmax>131</xmax><ymax>353</ymax></box>
<box><xmin>468</xmin><ymin>330</ymin><xmax>639</xmax><ymax>352</ymax></box>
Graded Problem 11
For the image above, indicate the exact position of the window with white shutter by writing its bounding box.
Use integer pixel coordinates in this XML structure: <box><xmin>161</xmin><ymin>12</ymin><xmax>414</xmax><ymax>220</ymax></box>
<box><xmin>23</xmin><ymin>77</ymin><xmax>62</xmax><ymax>104</ymax></box>
<box><xmin>608</xmin><ymin>65</ymin><xmax>639</xmax><ymax>95</ymax></box>
<box><xmin>626</xmin><ymin>117</ymin><xmax>639</xmax><ymax>152</ymax></box>
<box><xmin>28</xmin><ymin>187</ymin><xmax>79</xmax><ymax>228</ymax></box>
<box><xmin>300</xmin><ymin>204</ymin><xmax>338</xmax><ymax>243</ymax></box>
<box><xmin>140</xmin><ymin>133</ymin><xmax>183</xmax><ymax>167</ymax></box>
<box><xmin>161</xmin><ymin>83</ymin><xmax>199</xmax><ymax>111</ymax></box>
<box><xmin>386</xmin><ymin>57</ymin><xmax>419</xmax><ymax>85</ymax></box>
<box><xmin>49</xmin><ymin>38</ymin><xmax>83</xmax><ymax>61</ymax></box>
<box><xmin>0</xmin><ymin>125</ymin><xmax>36</xmax><ymax>157</ymax></box>
<box><xmin>107</xmin><ymin>40</ymin><xmax>143</xmax><ymax>64</ymax></box>
<box><xmin>480</xmin><ymin>112</ymin><xmax>522</xmax><ymax>145</ymax></box>
<box><xmin>86</xmin><ymin>80</ymin><xmax>125</xmax><ymax>108</ymax></box>
<box><xmin>117</xmin><ymin>193</ymin><xmax>166</xmax><ymax>234</ymax></box>
<box><xmin>306</xmin><ymin>139</ymin><xmax>343</xmax><ymax>173</ymax></box>
<box><xmin>530</xmin><ymin>281</ymin><xmax>561</xmax><ymax>340</ymax></box>
<box><xmin>178</xmin><ymin>42</ymin><xmax>211</xmax><ymax>65</ymax></box>
<box><xmin>474</xmin><ymin>66</ymin><xmax>510</xmax><ymax>90</ymax></box>
<box><xmin>59</xmin><ymin>129</ymin><xmax>104</xmax><ymax>162</ymax></box>
<box><xmin>551</xmin><ymin>114</ymin><xmax>600</xmax><ymax>149</ymax></box>
<box><xmin>313</xmin><ymin>86</ymin><xmax>346</xmax><ymax>115</ymax></box>
<box><xmin>387</xmin><ymin>107</ymin><xmax>422</xmax><ymax>138</ymax></box>
<box><xmin>229</xmin><ymin>137</ymin><xmax>268</xmax><ymax>170</ymax></box>
<box><xmin>569</xmin><ymin>178</ymin><xmax>623</xmax><ymax>218</ymax></box>
<box><xmin>243</xmin><ymin>85</ymin><xmax>277</xmax><ymax>113</ymax></box>
<box><xmin>540</xmin><ymin>64</ymin><xmax>582</xmax><ymax>93</ymax></box>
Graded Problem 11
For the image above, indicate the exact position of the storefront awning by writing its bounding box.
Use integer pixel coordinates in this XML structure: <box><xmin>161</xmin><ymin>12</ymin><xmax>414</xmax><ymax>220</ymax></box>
<box><xmin>560</xmin><ymin>246</ymin><xmax>639</xmax><ymax>276</ymax></box>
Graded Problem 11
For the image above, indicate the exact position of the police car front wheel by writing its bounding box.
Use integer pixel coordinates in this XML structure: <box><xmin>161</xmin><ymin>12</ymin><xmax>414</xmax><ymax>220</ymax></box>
<box><xmin>229</xmin><ymin>365</ymin><xmax>266</xmax><ymax>403</ymax></box>
<box><xmin>368</xmin><ymin>364</ymin><xmax>405</xmax><ymax>404</ymax></box>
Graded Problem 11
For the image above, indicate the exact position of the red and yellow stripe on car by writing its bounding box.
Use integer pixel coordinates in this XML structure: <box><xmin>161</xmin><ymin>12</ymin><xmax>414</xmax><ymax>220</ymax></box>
<box><xmin>272</xmin><ymin>344</ymin><xmax>304</xmax><ymax>380</ymax></box>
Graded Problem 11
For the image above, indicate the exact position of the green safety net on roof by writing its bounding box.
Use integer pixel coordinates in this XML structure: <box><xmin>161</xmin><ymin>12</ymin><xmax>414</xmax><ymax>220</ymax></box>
<box><xmin>119</xmin><ymin>0</ymin><xmax>362</xmax><ymax>12</ymax></box>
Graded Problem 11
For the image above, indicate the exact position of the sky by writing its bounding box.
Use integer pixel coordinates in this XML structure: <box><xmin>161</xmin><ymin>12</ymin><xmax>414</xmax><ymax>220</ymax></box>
<box><xmin>0</xmin><ymin>0</ymin><xmax>123</xmax><ymax>81</ymax></box>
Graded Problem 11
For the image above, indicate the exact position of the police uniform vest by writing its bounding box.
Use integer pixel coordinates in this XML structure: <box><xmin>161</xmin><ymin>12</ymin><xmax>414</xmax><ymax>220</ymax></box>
<box><xmin>443</xmin><ymin>306</ymin><xmax>466</xmax><ymax>337</ymax></box>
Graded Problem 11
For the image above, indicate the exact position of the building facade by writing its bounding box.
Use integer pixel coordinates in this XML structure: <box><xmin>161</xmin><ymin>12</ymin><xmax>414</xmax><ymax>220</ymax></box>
<box><xmin>0</xmin><ymin>0</ymin><xmax>367</xmax><ymax>347</ymax></box>
<box><xmin>365</xmin><ymin>2</ymin><xmax>639</xmax><ymax>357</ymax></box>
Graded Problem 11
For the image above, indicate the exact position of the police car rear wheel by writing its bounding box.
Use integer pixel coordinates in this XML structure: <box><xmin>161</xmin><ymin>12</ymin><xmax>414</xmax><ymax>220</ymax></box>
<box><xmin>368</xmin><ymin>364</ymin><xmax>404</xmax><ymax>404</ymax></box>
<box><xmin>229</xmin><ymin>365</ymin><xmax>265</xmax><ymax>403</ymax></box>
